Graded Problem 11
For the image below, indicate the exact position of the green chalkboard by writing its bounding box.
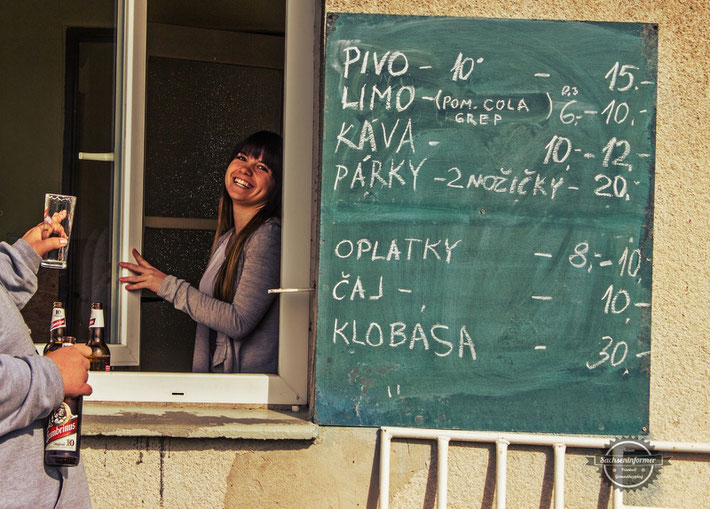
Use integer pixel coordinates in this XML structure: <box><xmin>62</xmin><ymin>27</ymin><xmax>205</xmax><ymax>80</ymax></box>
<box><xmin>315</xmin><ymin>14</ymin><xmax>656</xmax><ymax>435</ymax></box>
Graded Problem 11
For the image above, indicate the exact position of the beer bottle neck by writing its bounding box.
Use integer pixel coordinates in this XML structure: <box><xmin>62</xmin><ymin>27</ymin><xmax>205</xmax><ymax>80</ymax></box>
<box><xmin>88</xmin><ymin>328</ymin><xmax>104</xmax><ymax>343</ymax></box>
<box><xmin>49</xmin><ymin>329</ymin><xmax>65</xmax><ymax>341</ymax></box>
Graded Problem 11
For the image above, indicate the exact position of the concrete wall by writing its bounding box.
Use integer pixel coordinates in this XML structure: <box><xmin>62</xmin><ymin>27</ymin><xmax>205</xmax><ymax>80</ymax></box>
<box><xmin>82</xmin><ymin>0</ymin><xmax>710</xmax><ymax>507</ymax></box>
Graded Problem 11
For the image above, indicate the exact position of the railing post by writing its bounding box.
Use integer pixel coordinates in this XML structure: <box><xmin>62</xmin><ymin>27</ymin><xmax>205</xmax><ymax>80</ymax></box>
<box><xmin>553</xmin><ymin>443</ymin><xmax>566</xmax><ymax>509</ymax></box>
<box><xmin>437</xmin><ymin>436</ymin><xmax>450</xmax><ymax>509</ymax></box>
<box><xmin>613</xmin><ymin>446</ymin><xmax>624</xmax><ymax>509</ymax></box>
<box><xmin>496</xmin><ymin>439</ymin><xmax>510</xmax><ymax>509</ymax></box>
<box><xmin>379</xmin><ymin>428</ymin><xmax>392</xmax><ymax>509</ymax></box>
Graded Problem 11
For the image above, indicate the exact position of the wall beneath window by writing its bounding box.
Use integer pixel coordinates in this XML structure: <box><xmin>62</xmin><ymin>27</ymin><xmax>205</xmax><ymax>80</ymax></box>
<box><xmin>81</xmin><ymin>0</ymin><xmax>710</xmax><ymax>507</ymax></box>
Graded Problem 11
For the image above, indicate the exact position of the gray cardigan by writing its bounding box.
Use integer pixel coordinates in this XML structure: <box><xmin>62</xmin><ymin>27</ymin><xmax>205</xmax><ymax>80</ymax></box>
<box><xmin>0</xmin><ymin>239</ymin><xmax>90</xmax><ymax>508</ymax></box>
<box><xmin>158</xmin><ymin>218</ymin><xmax>281</xmax><ymax>373</ymax></box>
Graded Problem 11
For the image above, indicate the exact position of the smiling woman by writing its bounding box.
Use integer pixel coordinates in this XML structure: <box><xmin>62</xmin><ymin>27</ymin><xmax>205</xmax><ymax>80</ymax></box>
<box><xmin>223</xmin><ymin>131</ymin><xmax>282</xmax><ymax>231</ymax></box>
<box><xmin>120</xmin><ymin>131</ymin><xmax>283</xmax><ymax>373</ymax></box>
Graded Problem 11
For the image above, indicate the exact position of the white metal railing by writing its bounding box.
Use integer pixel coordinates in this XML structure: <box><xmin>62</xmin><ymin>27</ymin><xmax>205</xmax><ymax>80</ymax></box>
<box><xmin>379</xmin><ymin>426</ymin><xmax>710</xmax><ymax>509</ymax></box>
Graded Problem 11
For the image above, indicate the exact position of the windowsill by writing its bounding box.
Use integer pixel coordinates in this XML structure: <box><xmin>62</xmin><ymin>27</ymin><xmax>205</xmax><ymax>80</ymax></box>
<box><xmin>83</xmin><ymin>401</ymin><xmax>319</xmax><ymax>440</ymax></box>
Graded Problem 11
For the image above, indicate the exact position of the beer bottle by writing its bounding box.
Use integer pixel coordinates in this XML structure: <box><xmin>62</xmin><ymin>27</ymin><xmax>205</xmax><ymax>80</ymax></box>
<box><xmin>87</xmin><ymin>302</ymin><xmax>111</xmax><ymax>371</ymax></box>
<box><xmin>61</xmin><ymin>335</ymin><xmax>77</xmax><ymax>346</ymax></box>
<box><xmin>45</xmin><ymin>337</ymin><xmax>83</xmax><ymax>467</ymax></box>
<box><xmin>43</xmin><ymin>301</ymin><xmax>66</xmax><ymax>355</ymax></box>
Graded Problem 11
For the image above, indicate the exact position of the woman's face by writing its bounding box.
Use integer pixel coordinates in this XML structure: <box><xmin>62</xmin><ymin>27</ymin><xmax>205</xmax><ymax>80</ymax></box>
<box><xmin>224</xmin><ymin>151</ymin><xmax>275</xmax><ymax>211</ymax></box>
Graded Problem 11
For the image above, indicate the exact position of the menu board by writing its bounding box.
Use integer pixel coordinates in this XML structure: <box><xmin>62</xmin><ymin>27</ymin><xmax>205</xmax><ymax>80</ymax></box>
<box><xmin>315</xmin><ymin>14</ymin><xmax>657</xmax><ymax>434</ymax></box>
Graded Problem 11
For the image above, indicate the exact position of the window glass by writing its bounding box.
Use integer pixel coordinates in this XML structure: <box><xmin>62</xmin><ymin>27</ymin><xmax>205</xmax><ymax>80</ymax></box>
<box><xmin>69</xmin><ymin>29</ymin><xmax>116</xmax><ymax>338</ymax></box>
<box><xmin>0</xmin><ymin>1</ymin><xmax>117</xmax><ymax>342</ymax></box>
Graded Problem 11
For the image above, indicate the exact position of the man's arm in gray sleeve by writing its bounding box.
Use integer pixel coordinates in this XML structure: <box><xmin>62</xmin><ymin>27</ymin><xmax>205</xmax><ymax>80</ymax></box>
<box><xmin>0</xmin><ymin>354</ymin><xmax>64</xmax><ymax>436</ymax></box>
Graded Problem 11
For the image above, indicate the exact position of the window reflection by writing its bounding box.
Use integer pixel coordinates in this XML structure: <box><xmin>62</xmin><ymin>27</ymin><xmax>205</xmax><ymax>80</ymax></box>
<box><xmin>1</xmin><ymin>1</ymin><xmax>117</xmax><ymax>342</ymax></box>
<box><xmin>68</xmin><ymin>28</ymin><xmax>116</xmax><ymax>339</ymax></box>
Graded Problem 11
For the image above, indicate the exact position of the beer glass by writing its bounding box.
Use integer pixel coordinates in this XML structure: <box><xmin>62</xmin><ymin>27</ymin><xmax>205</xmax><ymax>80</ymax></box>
<box><xmin>41</xmin><ymin>193</ymin><xmax>77</xmax><ymax>269</ymax></box>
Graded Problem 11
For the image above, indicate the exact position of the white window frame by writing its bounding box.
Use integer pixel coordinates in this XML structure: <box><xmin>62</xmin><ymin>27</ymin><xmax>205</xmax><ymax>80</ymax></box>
<box><xmin>87</xmin><ymin>0</ymin><xmax>316</xmax><ymax>405</ymax></box>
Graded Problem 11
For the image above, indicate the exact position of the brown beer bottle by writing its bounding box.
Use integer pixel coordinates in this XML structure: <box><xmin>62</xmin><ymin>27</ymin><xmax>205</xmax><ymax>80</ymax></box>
<box><xmin>61</xmin><ymin>335</ymin><xmax>77</xmax><ymax>347</ymax></box>
<box><xmin>43</xmin><ymin>301</ymin><xmax>66</xmax><ymax>355</ymax></box>
<box><xmin>45</xmin><ymin>337</ymin><xmax>83</xmax><ymax>466</ymax></box>
<box><xmin>87</xmin><ymin>302</ymin><xmax>111</xmax><ymax>371</ymax></box>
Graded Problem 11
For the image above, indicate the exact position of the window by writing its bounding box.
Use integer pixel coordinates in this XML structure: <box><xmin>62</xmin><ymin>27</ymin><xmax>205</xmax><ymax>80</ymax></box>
<box><xmin>87</xmin><ymin>0</ymin><xmax>317</xmax><ymax>405</ymax></box>
<box><xmin>5</xmin><ymin>1</ymin><xmax>118</xmax><ymax>356</ymax></box>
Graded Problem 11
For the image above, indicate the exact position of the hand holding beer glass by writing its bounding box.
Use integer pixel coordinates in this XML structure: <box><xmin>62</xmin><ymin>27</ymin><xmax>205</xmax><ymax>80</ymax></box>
<box><xmin>40</xmin><ymin>193</ymin><xmax>76</xmax><ymax>269</ymax></box>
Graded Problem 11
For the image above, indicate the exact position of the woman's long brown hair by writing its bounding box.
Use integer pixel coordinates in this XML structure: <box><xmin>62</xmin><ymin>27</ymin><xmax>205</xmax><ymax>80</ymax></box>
<box><xmin>212</xmin><ymin>131</ymin><xmax>282</xmax><ymax>303</ymax></box>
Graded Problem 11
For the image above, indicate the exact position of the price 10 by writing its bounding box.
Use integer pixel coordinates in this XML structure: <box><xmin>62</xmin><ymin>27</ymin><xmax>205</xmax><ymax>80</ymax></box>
<box><xmin>568</xmin><ymin>242</ymin><xmax>642</xmax><ymax>278</ymax></box>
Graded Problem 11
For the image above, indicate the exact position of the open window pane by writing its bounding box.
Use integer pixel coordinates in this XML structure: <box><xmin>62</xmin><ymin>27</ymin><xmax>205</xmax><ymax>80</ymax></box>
<box><xmin>1</xmin><ymin>1</ymin><xmax>118</xmax><ymax>345</ymax></box>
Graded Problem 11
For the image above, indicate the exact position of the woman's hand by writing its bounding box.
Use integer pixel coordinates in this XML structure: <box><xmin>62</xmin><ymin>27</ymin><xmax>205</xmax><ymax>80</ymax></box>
<box><xmin>22</xmin><ymin>210</ymin><xmax>68</xmax><ymax>257</ymax></box>
<box><xmin>119</xmin><ymin>249</ymin><xmax>167</xmax><ymax>293</ymax></box>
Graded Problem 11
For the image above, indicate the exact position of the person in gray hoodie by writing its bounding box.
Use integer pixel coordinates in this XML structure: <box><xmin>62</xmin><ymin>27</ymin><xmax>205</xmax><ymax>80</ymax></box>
<box><xmin>0</xmin><ymin>216</ymin><xmax>93</xmax><ymax>508</ymax></box>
